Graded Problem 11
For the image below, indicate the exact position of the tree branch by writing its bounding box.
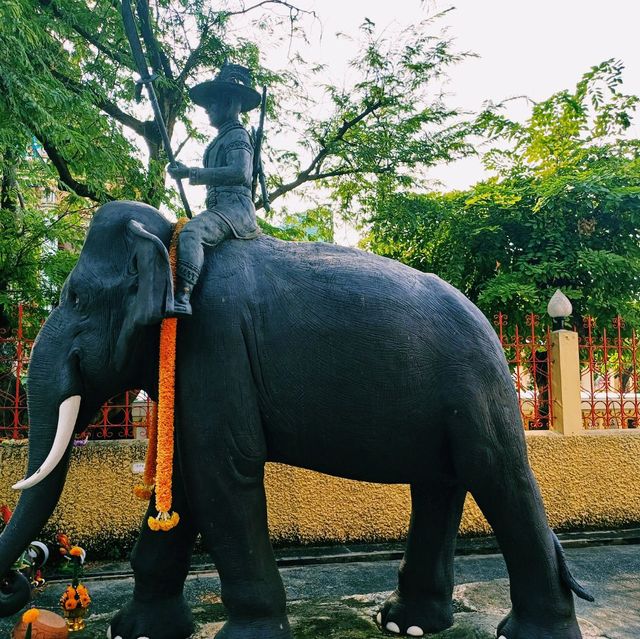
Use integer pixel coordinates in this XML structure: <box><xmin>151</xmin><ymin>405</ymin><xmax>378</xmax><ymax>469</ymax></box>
<box><xmin>258</xmin><ymin>99</ymin><xmax>385</xmax><ymax>207</ymax></box>
<box><xmin>33</xmin><ymin>133</ymin><xmax>113</xmax><ymax>203</ymax></box>
<box><xmin>50</xmin><ymin>70</ymin><xmax>148</xmax><ymax>138</ymax></box>
<box><xmin>38</xmin><ymin>0</ymin><xmax>133</xmax><ymax>69</ymax></box>
<box><xmin>136</xmin><ymin>0</ymin><xmax>174</xmax><ymax>79</ymax></box>
<box><xmin>222</xmin><ymin>0</ymin><xmax>315</xmax><ymax>18</ymax></box>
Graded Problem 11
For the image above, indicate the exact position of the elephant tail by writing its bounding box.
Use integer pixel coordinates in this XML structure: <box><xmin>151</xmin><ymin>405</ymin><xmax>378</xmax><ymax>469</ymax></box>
<box><xmin>552</xmin><ymin>531</ymin><xmax>595</xmax><ymax>602</ymax></box>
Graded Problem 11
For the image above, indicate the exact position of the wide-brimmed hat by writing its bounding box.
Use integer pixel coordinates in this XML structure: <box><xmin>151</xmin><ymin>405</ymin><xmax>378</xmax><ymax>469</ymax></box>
<box><xmin>189</xmin><ymin>63</ymin><xmax>261</xmax><ymax>112</ymax></box>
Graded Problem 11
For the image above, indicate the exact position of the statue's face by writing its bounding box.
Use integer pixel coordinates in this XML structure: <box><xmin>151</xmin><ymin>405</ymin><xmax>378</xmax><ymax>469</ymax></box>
<box><xmin>207</xmin><ymin>96</ymin><xmax>241</xmax><ymax>129</ymax></box>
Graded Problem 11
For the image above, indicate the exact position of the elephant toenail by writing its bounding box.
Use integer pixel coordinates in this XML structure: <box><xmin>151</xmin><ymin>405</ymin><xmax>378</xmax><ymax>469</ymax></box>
<box><xmin>407</xmin><ymin>626</ymin><xmax>424</xmax><ymax>637</ymax></box>
<box><xmin>385</xmin><ymin>621</ymin><xmax>400</xmax><ymax>633</ymax></box>
<box><xmin>376</xmin><ymin>612</ymin><xmax>382</xmax><ymax>625</ymax></box>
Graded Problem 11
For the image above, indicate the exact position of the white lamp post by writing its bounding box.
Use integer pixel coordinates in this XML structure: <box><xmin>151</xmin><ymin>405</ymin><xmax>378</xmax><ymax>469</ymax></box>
<box><xmin>547</xmin><ymin>289</ymin><xmax>573</xmax><ymax>331</ymax></box>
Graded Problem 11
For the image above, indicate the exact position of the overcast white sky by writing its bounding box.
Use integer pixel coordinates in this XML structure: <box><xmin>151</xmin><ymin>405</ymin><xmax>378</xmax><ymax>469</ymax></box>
<box><xmin>179</xmin><ymin>1</ymin><xmax>640</xmax><ymax>238</ymax></box>
<box><xmin>291</xmin><ymin>0</ymin><xmax>640</xmax><ymax>189</ymax></box>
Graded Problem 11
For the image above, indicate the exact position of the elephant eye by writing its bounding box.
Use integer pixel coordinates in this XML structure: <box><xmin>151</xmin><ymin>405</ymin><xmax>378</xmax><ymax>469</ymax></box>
<box><xmin>69</xmin><ymin>291</ymin><xmax>80</xmax><ymax>309</ymax></box>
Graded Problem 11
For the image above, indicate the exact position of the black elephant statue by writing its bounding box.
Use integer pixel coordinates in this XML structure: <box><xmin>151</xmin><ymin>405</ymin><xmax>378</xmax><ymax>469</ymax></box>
<box><xmin>0</xmin><ymin>201</ymin><xmax>591</xmax><ymax>639</ymax></box>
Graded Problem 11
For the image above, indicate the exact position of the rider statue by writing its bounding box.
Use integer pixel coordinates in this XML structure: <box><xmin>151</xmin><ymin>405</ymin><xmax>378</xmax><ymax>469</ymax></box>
<box><xmin>167</xmin><ymin>63</ymin><xmax>261</xmax><ymax>317</ymax></box>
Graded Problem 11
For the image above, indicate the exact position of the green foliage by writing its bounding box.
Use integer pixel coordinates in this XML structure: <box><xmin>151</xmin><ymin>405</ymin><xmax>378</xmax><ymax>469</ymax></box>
<box><xmin>0</xmin><ymin>1</ymin><xmax>470</xmax><ymax>318</ymax></box>
<box><xmin>265</xmin><ymin>10</ymin><xmax>474</xmax><ymax>224</ymax></box>
<box><xmin>366</xmin><ymin>61</ymin><xmax>640</xmax><ymax>332</ymax></box>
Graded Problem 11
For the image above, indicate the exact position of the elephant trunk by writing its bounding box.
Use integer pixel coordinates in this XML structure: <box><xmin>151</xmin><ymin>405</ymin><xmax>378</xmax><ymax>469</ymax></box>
<box><xmin>0</xmin><ymin>310</ymin><xmax>84</xmax><ymax>616</ymax></box>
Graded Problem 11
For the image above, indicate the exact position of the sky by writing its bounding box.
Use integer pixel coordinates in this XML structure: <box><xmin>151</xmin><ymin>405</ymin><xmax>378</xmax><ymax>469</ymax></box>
<box><xmin>178</xmin><ymin>1</ymin><xmax>640</xmax><ymax>239</ymax></box>
<box><xmin>289</xmin><ymin>0</ymin><xmax>640</xmax><ymax>190</ymax></box>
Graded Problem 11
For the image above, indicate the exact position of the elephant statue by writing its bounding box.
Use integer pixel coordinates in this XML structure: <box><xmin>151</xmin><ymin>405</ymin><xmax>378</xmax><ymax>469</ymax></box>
<box><xmin>0</xmin><ymin>201</ymin><xmax>591</xmax><ymax>639</ymax></box>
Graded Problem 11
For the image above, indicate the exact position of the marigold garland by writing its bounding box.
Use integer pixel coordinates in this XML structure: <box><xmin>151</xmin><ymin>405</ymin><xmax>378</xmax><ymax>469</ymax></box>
<box><xmin>135</xmin><ymin>218</ymin><xmax>188</xmax><ymax>532</ymax></box>
<box><xmin>22</xmin><ymin>608</ymin><xmax>39</xmax><ymax>624</ymax></box>
<box><xmin>134</xmin><ymin>401</ymin><xmax>158</xmax><ymax>500</ymax></box>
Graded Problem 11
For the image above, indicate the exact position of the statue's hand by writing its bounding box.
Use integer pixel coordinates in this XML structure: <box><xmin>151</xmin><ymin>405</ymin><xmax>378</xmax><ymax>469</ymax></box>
<box><xmin>167</xmin><ymin>162</ymin><xmax>189</xmax><ymax>179</ymax></box>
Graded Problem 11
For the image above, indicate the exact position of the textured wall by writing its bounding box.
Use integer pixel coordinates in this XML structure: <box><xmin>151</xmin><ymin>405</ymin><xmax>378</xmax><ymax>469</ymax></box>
<box><xmin>1</xmin><ymin>431</ymin><xmax>639</xmax><ymax>553</ymax></box>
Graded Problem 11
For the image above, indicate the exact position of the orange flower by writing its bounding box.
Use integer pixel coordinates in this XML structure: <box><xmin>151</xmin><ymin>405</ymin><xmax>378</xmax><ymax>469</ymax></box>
<box><xmin>57</xmin><ymin>533</ymin><xmax>70</xmax><ymax>548</ymax></box>
<box><xmin>76</xmin><ymin>584</ymin><xmax>87</xmax><ymax>595</ymax></box>
<box><xmin>65</xmin><ymin>599</ymin><xmax>77</xmax><ymax>611</ymax></box>
<box><xmin>22</xmin><ymin>608</ymin><xmax>39</xmax><ymax>624</ymax></box>
<box><xmin>70</xmin><ymin>546</ymin><xmax>83</xmax><ymax>557</ymax></box>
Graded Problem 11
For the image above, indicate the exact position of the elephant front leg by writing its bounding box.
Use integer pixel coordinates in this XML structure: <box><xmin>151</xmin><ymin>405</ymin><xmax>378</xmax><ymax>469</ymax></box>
<box><xmin>108</xmin><ymin>466</ymin><xmax>197</xmax><ymax>639</ymax></box>
<box><xmin>197</xmin><ymin>477</ymin><xmax>291</xmax><ymax>639</ymax></box>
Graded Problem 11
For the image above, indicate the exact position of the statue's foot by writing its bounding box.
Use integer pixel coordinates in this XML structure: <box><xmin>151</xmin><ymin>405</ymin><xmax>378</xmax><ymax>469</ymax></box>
<box><xmin>215</xmin><ymin>616</ymin><xmax>292</xmax><ymax>639</ymax></box>
<box><xmin>166</xmin><ymin>299</ymin><xmax>192</xmax><ymax>318</ymax></box>
<box><xmin>376</xmin><ymin>590</ymin><xmax>453</xmax><ymax>636</ymax></box>
<box><xmin>107</xmin><ymin>594</ymin><xmax>193</xmax><ymax>639</ymax></box>
<box><xmin>497</xmin><ymin>610</ymin><xmax>583</xmax><ymax>639</ymax></box>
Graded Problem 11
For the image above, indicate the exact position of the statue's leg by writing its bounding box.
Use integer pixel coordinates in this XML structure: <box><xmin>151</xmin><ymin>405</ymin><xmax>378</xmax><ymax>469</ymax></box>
<box><xmin>170</xmin><ymin>214</ymin><xmax>232</xmax><ymax>317</ymax></box>
<box><xmin>108</xmin><ymin>456</ymin><xmax>198</xmax><ymax>639</ymax></box>
<box><xmin>377</xmin><ymin>483</ymin><xmax>466</xmax><ymax>636</ymax></box>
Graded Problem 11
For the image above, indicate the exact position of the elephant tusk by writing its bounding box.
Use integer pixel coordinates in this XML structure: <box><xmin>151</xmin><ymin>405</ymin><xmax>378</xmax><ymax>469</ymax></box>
<box><xmin>12</xmin><ymin>396</ymin><xmax>81</xmax><ymax>490</ymax></box>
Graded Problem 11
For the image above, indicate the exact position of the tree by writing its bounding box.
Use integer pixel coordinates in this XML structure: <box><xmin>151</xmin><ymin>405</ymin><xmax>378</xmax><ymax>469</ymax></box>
<box><xmin>366</xmin><ymin>60</ymin><xmax>640</xmax><ymax>332</ymax></box>
<box><xmin>0</xmin><ymin>1</ymin><xmax>471</xmax><ymax>323</ymax></box>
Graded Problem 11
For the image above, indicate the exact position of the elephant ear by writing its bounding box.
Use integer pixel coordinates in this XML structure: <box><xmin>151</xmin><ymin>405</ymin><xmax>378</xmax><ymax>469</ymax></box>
<box><xmin>114</xmin><ymin>219</ymin><xmax>174</xmax><ymax>371</ymax></box>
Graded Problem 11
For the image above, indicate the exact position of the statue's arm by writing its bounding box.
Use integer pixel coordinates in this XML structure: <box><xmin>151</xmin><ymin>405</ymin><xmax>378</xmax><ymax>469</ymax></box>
<box><xmin>189</xmin><ymin>137</ymin><xmax>253</xmax><ymax>187</ymax></box>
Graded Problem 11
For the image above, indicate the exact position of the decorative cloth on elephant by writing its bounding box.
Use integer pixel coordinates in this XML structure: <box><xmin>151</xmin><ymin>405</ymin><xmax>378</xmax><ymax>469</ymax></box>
<box><xmin>134</xmin><ymin>218</ymin><xmax>188</xmax><ymax>531</ymax></box>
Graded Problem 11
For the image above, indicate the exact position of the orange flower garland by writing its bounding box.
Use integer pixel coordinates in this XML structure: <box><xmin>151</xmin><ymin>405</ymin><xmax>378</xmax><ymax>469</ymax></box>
<box><xmin>134</xmin><ymin>218</ymin><xmax>187</xmax><ymax>532</ymax></box>
<box><xmin>133</xmin><ymin>401</ymin><xmax>157</xmax><ymax>501</ymax></box>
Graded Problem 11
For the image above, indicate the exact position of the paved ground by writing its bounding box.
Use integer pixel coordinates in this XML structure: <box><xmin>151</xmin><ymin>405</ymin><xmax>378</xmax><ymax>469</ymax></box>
<box><xmin>2</xmin><ymin>543</ymin><xmax>638</xmax><ymax>638</ymax></box>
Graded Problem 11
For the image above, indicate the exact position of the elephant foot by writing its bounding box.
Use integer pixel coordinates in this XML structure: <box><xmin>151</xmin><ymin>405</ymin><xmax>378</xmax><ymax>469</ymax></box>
<box><xmin>497</xmin><ymin>610</ymin><xmax>583</xmax><ymax>639</ymax></box>
<box><xmin>215</xmin><ymin>616</ymin><xmax>292</xmax><ymax>639</ymax></box>
<box><xmin>107</xmin><ymin>594</ymin><xmax>194</xmax><ymax>639</ymax></box>
<box><xmin>376</xmin><ymin>590</ymin><xmax>453</xmax><ymax>637</ymax></box>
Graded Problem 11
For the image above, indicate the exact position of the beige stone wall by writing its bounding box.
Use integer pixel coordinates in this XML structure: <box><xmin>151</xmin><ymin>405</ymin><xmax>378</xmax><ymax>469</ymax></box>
<box><xmin>1</xmin><ymin>431</ymin><xmax>639</xmax><ymax>552</ymax></box>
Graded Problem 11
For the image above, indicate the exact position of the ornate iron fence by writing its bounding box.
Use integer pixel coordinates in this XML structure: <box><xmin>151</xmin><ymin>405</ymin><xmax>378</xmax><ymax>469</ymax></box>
<box><xmin>494</xmin><ymin>313</ymin><xmax>553</xmax><ymax>430</ymax></box>
<box><xmin>579</xmin><ymin>316</ymin><xmax>640</xmax><ymax>429</ymax></box>
<box><xmin>2</xmin><ymin>304</ymin><xmax>639</xmax><ymax>438</ymax></box>
<box><xmin>0</xmin><ymin>304</ymin><xmax>152</xmax><ymax>440</ymax></box>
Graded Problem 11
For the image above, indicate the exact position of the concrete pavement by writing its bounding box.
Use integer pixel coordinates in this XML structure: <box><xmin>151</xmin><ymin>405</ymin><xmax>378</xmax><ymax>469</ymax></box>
<box><xmin>1</xmin><ymin>543</ymin><xmax>638</xmax><ymax>638</ymax></box>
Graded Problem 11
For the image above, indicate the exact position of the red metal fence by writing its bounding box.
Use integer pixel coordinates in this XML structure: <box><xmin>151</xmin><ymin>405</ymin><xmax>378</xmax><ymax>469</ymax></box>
<box><xmin>2</xmin><ymin>304</ymin><xmax>639</xmax><ymax>438</ymax></box>
<box><xmin>0</xmin><ymin>304</ymin><xmax>152</xmax><ymax>440</ymax></box>
<box><xmin>579</xmin><ymin>316</ymin><xmax>640</xmax><ymax>430</ymax></box>
<box><xmin>494</xmin><ymin>313</ymin><xmax>553</xmax><ymax>430</ymax></box>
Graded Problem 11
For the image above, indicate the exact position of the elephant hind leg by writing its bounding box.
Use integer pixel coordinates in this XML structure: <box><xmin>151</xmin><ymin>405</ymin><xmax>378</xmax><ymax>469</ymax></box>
<box><xmin>377</xmin><ymin>482</ymin><xmax>466</xmax><ymax>637</ymax></box>
<box><xmin>457</xmin><ymin>397</ymin><xmax>583</xmax><ymax>639</ymax></box>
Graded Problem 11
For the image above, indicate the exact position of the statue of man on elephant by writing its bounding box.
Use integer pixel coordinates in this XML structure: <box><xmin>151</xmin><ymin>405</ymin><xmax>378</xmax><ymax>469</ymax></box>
<box><xmin>0</xmin><ymin>196</ymin><xmax>593</xmax><ymax>639</ymax></box>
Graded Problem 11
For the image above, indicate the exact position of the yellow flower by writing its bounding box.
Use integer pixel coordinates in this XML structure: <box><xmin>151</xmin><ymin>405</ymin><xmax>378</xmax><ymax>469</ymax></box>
<box><xmin>147</xmin><ymin>516</ymin><xmax>160</xmax><ymax>531</ymax></box>
<box><xmin>70</xmin><ymin>546</ymin><xmax>83</xmax><ymax>557</ymax></box>
<box><xmin>22</xmin><ymin>608</ymin><xmax>39</xmax><ymax>624</ymax></box>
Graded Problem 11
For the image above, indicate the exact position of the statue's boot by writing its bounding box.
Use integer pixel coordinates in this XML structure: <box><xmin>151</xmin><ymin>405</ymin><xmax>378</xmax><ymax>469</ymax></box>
<box><xmin>167</xmin><ymin>261</ymin><xmax>200</xmax><ymax>318</ymax></box>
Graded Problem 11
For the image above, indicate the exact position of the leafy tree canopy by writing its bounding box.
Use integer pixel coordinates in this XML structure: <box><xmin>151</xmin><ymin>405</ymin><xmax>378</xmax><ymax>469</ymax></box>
<box><xmin>0</xmin><ymin>0</ymin><xmax>471</xmax><ymax>328</ymax></box>
<box><xmin>366</xmin><ymin>60</ymin><xmax>640</xmax><ymax>332</ymax></box>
